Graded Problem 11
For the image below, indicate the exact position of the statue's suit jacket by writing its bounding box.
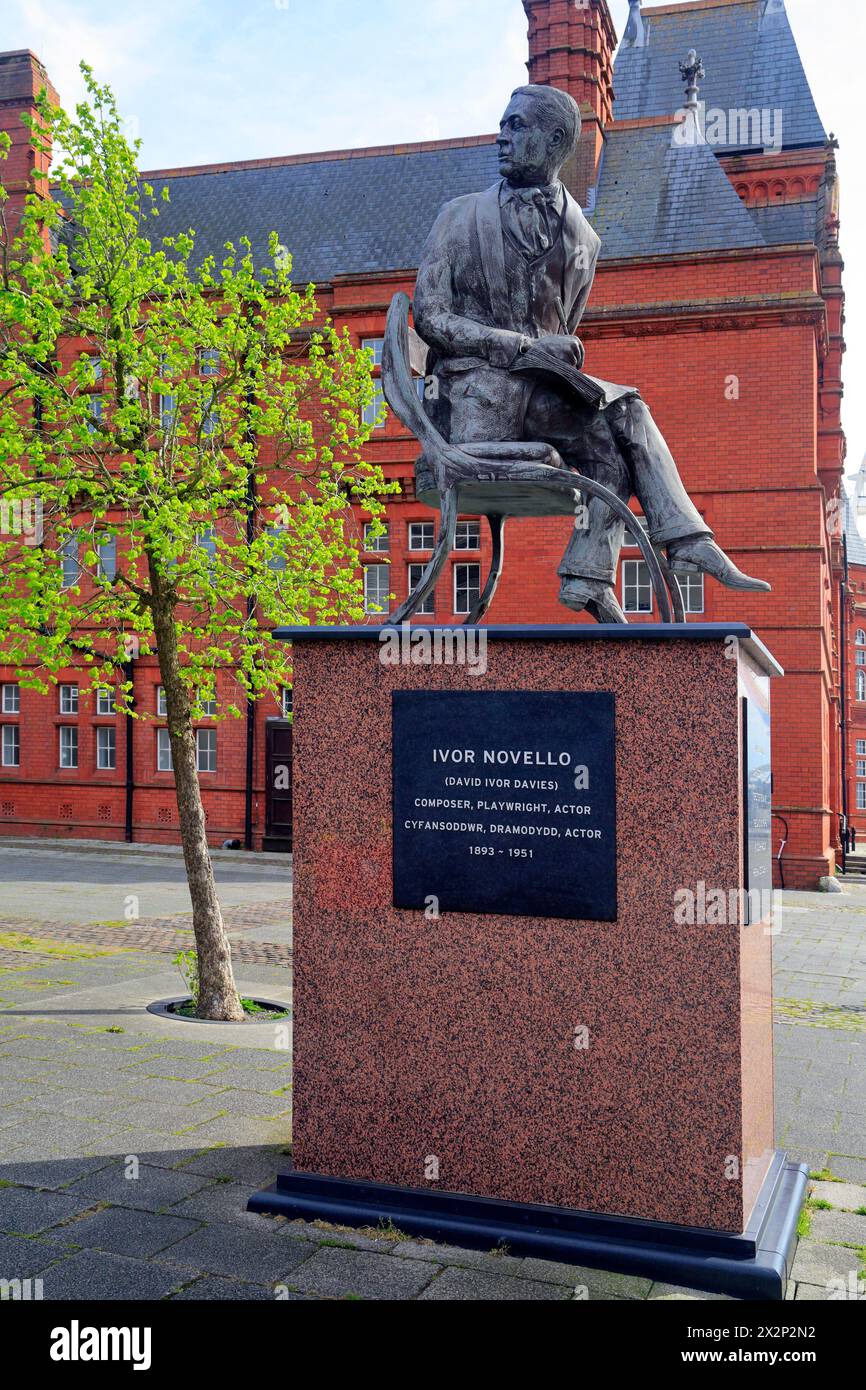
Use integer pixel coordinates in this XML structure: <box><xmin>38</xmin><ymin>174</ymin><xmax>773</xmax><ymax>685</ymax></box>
<box><xmin>413</xmin><ymin>180</ymin><xmax>635</xmax><ymax>445</ymax></box>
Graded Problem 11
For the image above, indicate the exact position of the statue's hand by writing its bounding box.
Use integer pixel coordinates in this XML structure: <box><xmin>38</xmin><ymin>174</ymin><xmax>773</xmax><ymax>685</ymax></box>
<box><xmin>534</xmin><ymin>334</ymin><xmax>585</xmax><ymax>369</ymax></box>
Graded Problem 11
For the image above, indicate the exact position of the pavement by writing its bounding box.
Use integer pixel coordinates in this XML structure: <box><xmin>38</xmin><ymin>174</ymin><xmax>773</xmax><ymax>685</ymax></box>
<box><xmin>0</xmin><ymin>843</ymin><xmax>863</xmax><ymax>1302</ymax></box>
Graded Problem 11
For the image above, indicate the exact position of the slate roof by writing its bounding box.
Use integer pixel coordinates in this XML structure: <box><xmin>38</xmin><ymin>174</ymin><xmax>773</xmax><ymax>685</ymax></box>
<box><xmin>590</xmin><ymin>124</ymin><xmax>766</xmax><ymax>257</ymax></box>
<box><xmin>746</xmin><ymin>198</ymin><xmax>818</xmax><ymax>245</ymax></box>
<box><xmin>54</xmin><ymin>1</ymin><xmax>827</xmax><ymax>279</ymax></box>
<box><xmin>614</xmin><ymin>0</ymin><xmax>826</xmax><ymax>152</ymax></box>
<box><xmin>139</xmin><ymin>144</ymin><xmax>500</xmax><ymax>286</ymax></box>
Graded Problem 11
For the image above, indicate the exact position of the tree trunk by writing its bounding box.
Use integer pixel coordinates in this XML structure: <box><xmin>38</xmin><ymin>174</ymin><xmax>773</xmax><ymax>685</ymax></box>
<box><xmin>149</xmin><ymin>578</ymin><xmax>244</xmax><ymax>1021</ymax></box>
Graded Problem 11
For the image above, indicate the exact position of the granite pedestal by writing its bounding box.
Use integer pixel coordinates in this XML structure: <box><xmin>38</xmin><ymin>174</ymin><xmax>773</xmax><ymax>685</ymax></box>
<box><xmin>250</xmin><ymin>624</ymin><xmax>806</xmax><ymax>1299</ymax></box>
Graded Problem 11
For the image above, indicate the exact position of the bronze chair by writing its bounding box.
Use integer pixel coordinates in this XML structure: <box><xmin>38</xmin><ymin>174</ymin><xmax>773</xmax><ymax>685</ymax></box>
<box><xmin>380</xmin><ymin>292</ymin><xmax>685</xmax><ymax>626</ymax></box>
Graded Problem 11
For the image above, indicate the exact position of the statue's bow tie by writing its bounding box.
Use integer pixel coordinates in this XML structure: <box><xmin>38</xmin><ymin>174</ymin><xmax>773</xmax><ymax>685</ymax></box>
<box><xmin>506</xmin><ymin>184</ymin><xmax>561</xmax><ymax>209</ymax></box>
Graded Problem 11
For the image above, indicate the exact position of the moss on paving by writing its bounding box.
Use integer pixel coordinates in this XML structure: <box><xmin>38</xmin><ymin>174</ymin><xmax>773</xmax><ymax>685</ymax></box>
<box><xmin>774</xmin><ymin>996</ymin><xmax>866</xmax><ymax>1032</ymax></box>
<box><xmin>0</xmin><ymin>931</ymin><xmax>122</xmax><ymax>960</ymax></box>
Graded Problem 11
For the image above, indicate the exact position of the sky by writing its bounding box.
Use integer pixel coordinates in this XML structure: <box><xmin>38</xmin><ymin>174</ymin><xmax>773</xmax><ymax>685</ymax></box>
<box><xmin>3</xmin><ymin>0</ymin><xmax>863</xmax><ymax>476</ymax></box>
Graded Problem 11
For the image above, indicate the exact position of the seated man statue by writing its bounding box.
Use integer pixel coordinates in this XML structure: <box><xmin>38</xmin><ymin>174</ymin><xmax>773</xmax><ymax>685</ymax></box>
<box><xmin>413</xmin><ymin>83</ymin><xmax>769</xmax><ymax>623</ymax></box>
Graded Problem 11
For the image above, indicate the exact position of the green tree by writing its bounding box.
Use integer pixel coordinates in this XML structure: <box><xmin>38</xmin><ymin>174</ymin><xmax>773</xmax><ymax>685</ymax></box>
<box><xmin>0</xmin><ymin>67</ymin><xmax>392</xmax><ymax>1019</ymax></box>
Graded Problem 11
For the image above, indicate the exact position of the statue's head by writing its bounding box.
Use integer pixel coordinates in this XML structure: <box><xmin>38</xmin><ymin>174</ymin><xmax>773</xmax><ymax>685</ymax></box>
<box><xmin>497</xmin><ymin>85</ymin><xmax>582</xmax><ymax>187</ymax></box>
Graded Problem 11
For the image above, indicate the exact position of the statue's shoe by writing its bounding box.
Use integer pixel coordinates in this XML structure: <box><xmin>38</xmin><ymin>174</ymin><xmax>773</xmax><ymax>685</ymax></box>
<box><xmin>560</xmin><ymin>577</ymin><xmax>627</xmax><ymax>625</ymax></box>
<box><xmin>667</xmin><ymin>538</ymin><xmax>771</xmax><ymax>593</ymax></box>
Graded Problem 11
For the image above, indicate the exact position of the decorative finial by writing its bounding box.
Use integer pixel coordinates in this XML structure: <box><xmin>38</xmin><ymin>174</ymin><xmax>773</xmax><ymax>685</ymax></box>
<box><xmin>623</xmin><ymin>0</ymin><xmax>647</xmax><ymax>49</ymax></box>
<box><xmin>679</xmin><ymin>49</ymin><xmax>705</xmax><ymax>111</ymax></box>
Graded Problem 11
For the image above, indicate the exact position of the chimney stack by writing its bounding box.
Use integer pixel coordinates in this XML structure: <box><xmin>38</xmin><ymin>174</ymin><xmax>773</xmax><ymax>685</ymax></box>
<box><xmin>521</xmin><ymin>0</ymin><xmax>616</xmax><ymax>208</ymax></box>
<box><xmin>0</xmin><ymin>50</ymin><xmax>58</xmax><ymax>242</ymax></box>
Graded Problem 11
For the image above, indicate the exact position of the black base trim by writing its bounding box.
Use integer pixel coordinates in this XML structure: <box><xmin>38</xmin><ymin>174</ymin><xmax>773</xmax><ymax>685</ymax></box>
<box><xmin>248</xmin><ymin>1150</ymin><xmax>807</xmax><ymax>1300</ymax></box>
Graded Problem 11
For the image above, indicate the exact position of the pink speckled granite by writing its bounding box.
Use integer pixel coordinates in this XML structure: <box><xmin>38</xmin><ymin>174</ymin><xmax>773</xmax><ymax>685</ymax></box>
<box><xmin>291</xmin><ymin>634</ymin><xmax>776</xmax><ymax>1234</ymax></box>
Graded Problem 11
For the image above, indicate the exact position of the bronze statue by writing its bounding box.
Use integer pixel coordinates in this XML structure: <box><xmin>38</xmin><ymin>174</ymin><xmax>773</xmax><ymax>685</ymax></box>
<box><xmin>412</xmin><ymin>84</ymin><xmax>770</xmax><ymax>622</ymax></box>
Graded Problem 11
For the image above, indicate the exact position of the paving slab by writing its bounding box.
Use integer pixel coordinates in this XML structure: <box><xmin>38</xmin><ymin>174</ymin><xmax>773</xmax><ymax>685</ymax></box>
<box><xmin>171</xmin><ymin>1275</ymin><xmax>293</xmax><ymax>1300</ymax></box>
<box><xmin>0</xmin><ymin>1232</ymin><xmax>77</xmax><ymax>1281</ymax></box>
<box><xmin>62</xmin><ymin>1205</ymin><xmax>203</xmax><ymax>1258</ymax></box>
<box><xmin>511</xmin><ymin>1256</ymin><xmax>650</xmax><ymax>1297</ymax></box>
<box><xmin>791</xmin><ymin>1239</ymin><xmax>865</xmax><ymax>1287</ymax></box>
<box><xmin>649</xmin><ymin>1282</ymin><xmax>734</xmax><ymax>1301</ymax></box>
<box><xmin>287</xmin><ymin>1246</ymin><xmax>438</xmax><ymax>1300</ymax></box>
<box><xmin>828</xmin><ymin>1156</ymin><xmax>866</xmax><ymax>1184</ymax></box>
<box><xmin>0</xmin><ymin>1186</ymin><xmax>97</xmax><ymax>1236</ymax></box>
<box><xmin>65</xmin><ymin>1160</ymin><xmax>216</xmax><ymax>1212</ymax></box>
<box><xmin>37</xmin><ymin>1248</ymin><xmax>188</xmax><ymax>1300</ymax></box>
<box><xmin>809</xmin><ymin>1209</ymin><xmax>866</xmax><ymax>1245</ymax></box>
<box><xmin>162</xmin><ymin>1221</ymin><xmax>313</xmax><ymax>1282</ymax></box>
<box><xmin>419</xmin><ymin>1266</ymin><xmax>573</xmax><ymax>1301</ymax></box>
<box><xmin>392</xmin><ymin>1239</ymin><xmax>523</xmax><ymax>1276</ymax></box>
<box><xmin>168</xmin><ymin>1182</ymin><xmax>280</xmax><ymax>1229</ymax></box>
<box><xmin>809</xmin><ymin>1181</ymin><xmax>866</xmax><ymax>1211</ymax></box>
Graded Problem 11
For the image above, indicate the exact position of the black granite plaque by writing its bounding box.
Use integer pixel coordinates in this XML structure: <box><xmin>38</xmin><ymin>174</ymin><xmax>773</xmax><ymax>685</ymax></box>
<box><xmin>392</xmin><ymin>690</ymin><xmax>617</xmax><ymax>921</ymax></box>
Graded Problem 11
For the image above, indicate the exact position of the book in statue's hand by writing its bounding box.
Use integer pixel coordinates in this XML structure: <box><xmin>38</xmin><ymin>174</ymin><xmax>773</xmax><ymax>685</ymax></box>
<box><xmin>509</xmin><ymin>345</ymin><xmax>606</xmax><ymax>407</ymax></box>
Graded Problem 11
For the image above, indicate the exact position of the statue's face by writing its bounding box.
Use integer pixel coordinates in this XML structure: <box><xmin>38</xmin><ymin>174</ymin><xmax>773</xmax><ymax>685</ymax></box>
<box><xmin>497</xmin><ymin>94</ymin><xmax>565</xmax><ymax>186</ymax></box>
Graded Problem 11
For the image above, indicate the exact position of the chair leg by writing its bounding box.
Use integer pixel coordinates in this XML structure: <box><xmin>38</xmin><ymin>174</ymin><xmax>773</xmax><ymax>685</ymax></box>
<box><xmin>654</xmin><ymin>546</ymin><xmax>686</xmax><ymax>624</ymax></box>
<box><xmin>387</xmin><ymin>488</ymin><xmax>458</xmax><ymax>624</ymax></box>
<box><xmin>464</xmin><ymin>515</ymin><xmax>505</xmax><ymax>626</ymax></box>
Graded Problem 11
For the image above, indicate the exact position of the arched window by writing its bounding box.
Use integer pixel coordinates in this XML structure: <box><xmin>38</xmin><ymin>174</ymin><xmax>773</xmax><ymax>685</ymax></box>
<box><xmin>857</xmin><ymin>630</ymin><xmax>866</xmax><ymax>646</ymax></box>
<box><xmin>857</xmin><ymin>670</ymin><xmax>866</xmax><ymax>703</ymax></box>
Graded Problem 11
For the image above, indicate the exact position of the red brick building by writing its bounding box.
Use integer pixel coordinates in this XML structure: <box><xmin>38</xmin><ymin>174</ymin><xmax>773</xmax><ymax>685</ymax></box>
<box><xmin>840</xmin><ymin>480</ymin><xmax>866</xmax><ymax>850</ymax></box>
<box><xmin>0</xmin><ymin>0</ymin><xmax>850</xmax><ymax>885</ymax></box>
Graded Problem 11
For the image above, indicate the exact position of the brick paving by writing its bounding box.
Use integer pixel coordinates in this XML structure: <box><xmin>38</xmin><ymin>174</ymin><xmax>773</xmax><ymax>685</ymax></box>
<box><xmin>0</xmin><ymin>884</ymin><xmax>863</xmax><ymax>1301</ymax></box>
<box><xmin>0</xmin><ymin>901</ymin><xmax>292</xmax><ymax>966</ymax></box>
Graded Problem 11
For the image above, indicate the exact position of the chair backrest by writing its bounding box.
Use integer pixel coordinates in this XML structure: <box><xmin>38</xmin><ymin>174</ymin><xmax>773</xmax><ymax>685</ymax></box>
<box><xmin>381</xmin><ymin>292</ymin><xmax>433</xmax><ymax>444</ymax></box>
<box><xmin>381</xmin><ymin>292</ymin><xmax>490</xmax><ymax>489</ymax></box>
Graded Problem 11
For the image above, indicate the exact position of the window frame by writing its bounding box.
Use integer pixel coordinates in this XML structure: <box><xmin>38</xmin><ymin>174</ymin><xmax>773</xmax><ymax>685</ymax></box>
<box><xmin>622</xmin><ymin>558</ymin><xmax>653</xmax><ymax>615</ymax></box>
<box><xmin>622</xmin><ymin>515</ymin><xmax>649</xmax><ymax>550</ymax></box>
<box><xmin>59</xmin><ymin>726</ymin><xmax>79</xmax><ymax>769</ymax></box>
<box><xmin>60</xmin><ymin>534</ymin><xmax>79</xmax><ymax>590</ymax></box>
<box><xmin>96</xmin><ymin>725</ymin><xmax>116</xmax><ymax>771</ymax></box>
<box><xmin>408</xmin><ymin>563</ymin><xmax>435</xmax><ymax>616</ymax></box>
<box><xmin>363</xmin><ymin>522</ymin><xmax>390</xmax><ymax>553</ymax></box>
<box><xmin>361</xmin><ymin>337</ymin><xmax>384</xmax><ymax>367</ymax></box>
<box><xmin>1</xmin><ymin>724</ymin><xmax>20</xmax><ymax>768</ymax></box>
<box><xmin>455</xmin><ymin>521</ymin><xmax>481</xmax><ymax>551</ymax></box>
<box><xmin>364</xmin><ymin>562</ymin><xmax>391</xmax><ymax>615</ymax></box>
<box><xmin>675</xmin><ymin>570</ymin><xmax>705</xmax><ymax>615</ymax></box>
<box><xmin>362</xmin><ymin>382</ymin><xmax>387</xmax><ymax>430</ymax></box>
<box><xmin>453</xmin><ymin>562</ymin><xmax>481</xmax><ymax>617</ymax></box>
<box><xmin>195</xmin><ymin>727</ymin><xmax>217</xmax><ymax>774</ymax></box>
<box><xmin>156</xmin><ymin>727</ymin><xmax>173</xmax><ymax>772</ymax></box>
<box><xmin>408</xmin><ymin>521</ymin><xmax>435</xmax><ymax>552</ymax></box>
<box><xmin>96</xmin><ymin>532</ymin><xmax>117</xmax><ymax>582</ymax></box>
<box><xmin>59</xmin><ymin>684</ymin><xmax>79</xmax><ymax>715</ymax></box>
<box><xmin>1</xmin><ymin>684</ymin><xmax>19</xmax><ymax>715</ymax></box>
